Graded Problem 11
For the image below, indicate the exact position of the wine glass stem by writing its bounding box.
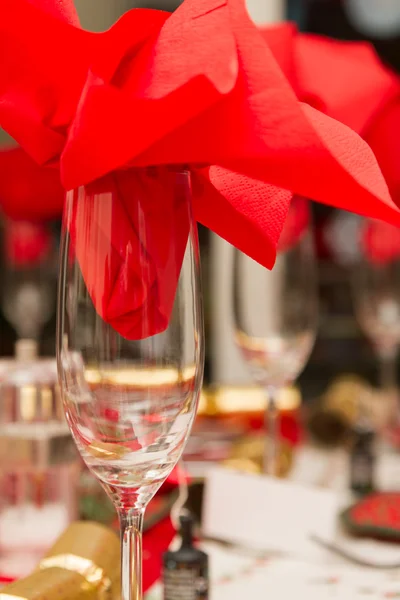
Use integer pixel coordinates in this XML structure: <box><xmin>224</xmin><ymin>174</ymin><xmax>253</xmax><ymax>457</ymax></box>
<box><xmin>263</xmin><ymin>387</ymin><xmax>279</xmax><ymax>476</ymax></box>
<box><xmin>118</xmin><ymin>508</ymin><xmax>144</xmax><ymax>600</ymax></box>
<box><xmin>379</xmin><ymin>348</ymin><xmax>398</xmax><ymax>394</ymax></box>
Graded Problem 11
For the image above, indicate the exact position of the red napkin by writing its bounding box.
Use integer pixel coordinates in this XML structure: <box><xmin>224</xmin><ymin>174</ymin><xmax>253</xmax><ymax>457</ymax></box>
<box><xmin>259</xmin><ymin>25</ymin><xmax>400</xmax><ymax>265</ymax></box>
<box><xmin>260</xmin><ymin>24</ymin><xmax>400</xmax><ymax>206</ymax></box>
<box><xmin>260</xmin><ymin>24</ymin><xmax>399</xmax><ymax>133</ymax></box>
<box><xmin>2</xmin><ymin>0</ymin><xmax>400</xmax><ymax>340</ymax></box>
<box><xmin>366</xmin><ymin>99</ymin><xmax>400</xmax><ymax>210</ymax></box>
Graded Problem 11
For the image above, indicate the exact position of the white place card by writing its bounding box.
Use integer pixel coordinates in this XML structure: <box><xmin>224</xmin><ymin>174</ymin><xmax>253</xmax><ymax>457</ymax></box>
<box><xmin>202</xmin><ymin>466</ymin><xmax>340</xmax><ymax>560</ymax></box>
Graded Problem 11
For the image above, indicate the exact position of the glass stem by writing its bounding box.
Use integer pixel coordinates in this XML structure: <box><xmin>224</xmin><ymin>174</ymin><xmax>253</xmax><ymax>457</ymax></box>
<box><xmin>118</xmin><ymin>508</ymin><xmax>144</xmax><ymax>600</ymax></box>
<box><xmin>379</xmin><ymin>348</ymin><xmax>398</xmax><ymax>394</ymax></box>
<box><xmin>263</xmin><ymin>386</ymin><xmax>280</xmax><ymax>476</ymax></box>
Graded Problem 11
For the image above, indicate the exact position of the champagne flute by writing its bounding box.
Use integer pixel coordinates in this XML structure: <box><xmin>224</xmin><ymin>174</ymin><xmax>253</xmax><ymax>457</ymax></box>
<box><xmin>234</xmin><ymin>197</ymin><xmax>318</xmax><ymax>475</ymax></box>
<box><xmin>352</xmin><ymin>221</ymin><xmax>400</xmax><ymax>420</ymax></box>
<box><xmin>56</xmin><ymin>168</ymin><xmax>204</xmax><ymax>600</ymax></box>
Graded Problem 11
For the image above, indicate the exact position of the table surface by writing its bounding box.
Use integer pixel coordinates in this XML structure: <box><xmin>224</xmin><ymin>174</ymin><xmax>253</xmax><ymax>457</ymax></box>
<box><xmin>148</xmin><ymin>444</ymin><xmax>400</xmax><ymax>599</ymax></box>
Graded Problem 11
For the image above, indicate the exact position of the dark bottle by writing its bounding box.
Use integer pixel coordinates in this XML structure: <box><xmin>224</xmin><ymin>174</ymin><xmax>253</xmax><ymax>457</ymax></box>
<box><xmin>350</xmin><ymin>420</ymin><xmax>375</xmax><ymax>496</ymax></box>
<box><xmin>162</xmin><ymin>512</ymin><xmax>209</xmax><ymax>600</ymax></box>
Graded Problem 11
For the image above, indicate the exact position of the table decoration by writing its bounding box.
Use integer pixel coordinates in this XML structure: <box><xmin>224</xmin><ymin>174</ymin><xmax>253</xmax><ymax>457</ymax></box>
<box><xmin>0</xmin><ymin>521</ymin><xmax>120</xmax><ymax>600</ymax></box>
<box><xmin>259</xmin><ymin>25</ymin><xmax>400</xmax><ymax>268</ymax></box>
<box><xmin>203</xmin><ymin>466</ymin><xmax>338</xmax><ymax>560</ymax></box>
<box><xmin>224</xmin><ymin>435</ymin><xmax>294</xmax><ymax>477</ymax></box>
<box><xmin>1</xmin><ymin>1</ymin><xmax>400</xmax><ymax>304</ymax></box>
<box><xmin>341</xmin><ymin>492</ymin><xmax>400</xmax><ymax>543</ymax></box>
<box><xmin>308</xmin><ymin>375</ymin><xmax>392</xmax><ymax>443</ymax></box>
<box><xmin>260</xmin><ymin>23</ymin><xmax>400</xmax><ymax>195</ymax></box>
<box><xmin>0</xmin><ymin>351</ymin><xmax>79</xmax><ymax>579</ymax></box>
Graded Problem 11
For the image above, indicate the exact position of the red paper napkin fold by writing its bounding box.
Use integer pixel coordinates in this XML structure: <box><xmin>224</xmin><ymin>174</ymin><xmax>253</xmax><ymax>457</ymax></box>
<box><xmin>259</xmin><ymin>24</ymin><xmax>400</xmax><ymax>265</ymax></box>
<box><xmin>260</xmin><ymin>24</ymin><xmax>400</xmax><ymax>207</ymax></box>
<box><xmin>2</xmin><ymin>0</ymin><xmax>400</xmax><ymax>339</ymax></box>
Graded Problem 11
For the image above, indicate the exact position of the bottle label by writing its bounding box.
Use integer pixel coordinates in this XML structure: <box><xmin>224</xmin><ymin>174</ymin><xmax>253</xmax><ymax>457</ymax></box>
<box><xmin>163</xmin><ymin>563</ymin><xmax>208</xmax><ymax>600</ymax></box>
<box><xmin>351</xmin><ymin>454</ymin><xmax>373</xmax><ymax>488</ymax></box>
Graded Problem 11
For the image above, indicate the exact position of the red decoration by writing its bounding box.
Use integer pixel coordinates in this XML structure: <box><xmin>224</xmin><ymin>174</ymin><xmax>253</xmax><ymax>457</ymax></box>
<box><xmin>4</xmin><ymin>220</ymin><xmax>53</xmax><ymax>267</ymax></box>
<box><xmin>260</xmin><ymin>24</ymin><xmax>400</xmax><ymax>211</ymax></box>
<box><xmin>342</xmin><ymin>492</ymin><xmax>400</xmax><ymax>541</ymax></box>
<box><xmin>1</xmin><ymin>0</ymin><xmax>400</xmax><ymax>341</ymax></box>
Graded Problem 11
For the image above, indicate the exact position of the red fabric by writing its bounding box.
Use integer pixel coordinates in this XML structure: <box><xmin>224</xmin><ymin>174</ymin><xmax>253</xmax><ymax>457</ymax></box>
<box><xmin>2</xmin><ymin>1</ymin><xmax>400</xmax><ymax>340</ymax></box>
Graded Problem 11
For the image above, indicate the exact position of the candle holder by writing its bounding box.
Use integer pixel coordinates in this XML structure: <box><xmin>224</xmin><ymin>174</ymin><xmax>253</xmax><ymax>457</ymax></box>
<box><xmin>0</xmin><ymin>344</ymin><xmax>80</xmax><ymax>578</ymax></box>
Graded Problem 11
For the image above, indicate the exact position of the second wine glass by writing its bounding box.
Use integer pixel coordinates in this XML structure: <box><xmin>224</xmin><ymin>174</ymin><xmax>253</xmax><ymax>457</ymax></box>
<box><xmin>234</xmin><ymin>197</ymin><xmax>318</xmax><ymax>475</ymax></box>
<box><xmin>352</xmin><ymin>219</ymin><xmax>400</xmax><ymax>427</ymax></box>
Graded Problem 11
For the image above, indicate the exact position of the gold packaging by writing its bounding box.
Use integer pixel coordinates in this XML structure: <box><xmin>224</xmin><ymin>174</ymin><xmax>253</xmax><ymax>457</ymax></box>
<box><xmin>224</xmin><ymin>436</ymin><xmax>294</xmax><ymax>477</ymax></box>
<box><xmin>0</xmin><ymin>522</ymin><xmax>120</xmax><ymax>600</ymax></box>
<box><xmin>199</xmin><ymin>385</ymin><xmax>301</xmax><ymax>416</ymax></box>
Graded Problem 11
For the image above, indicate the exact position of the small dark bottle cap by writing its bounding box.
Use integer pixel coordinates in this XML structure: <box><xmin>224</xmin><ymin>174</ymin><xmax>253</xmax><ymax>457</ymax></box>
<box><xmin>162</xmin><ymin>511</ymin><xmax>209</xmax><ymax>600</ymax></box>
<box><xmin>350</xmin><ymin>419</ymin><xmax>375</xmax><ymax>496</ymax></box>
<box><xmin>179</xmin><ymin>511</ymin><xmax>195</xmax><ymax>547</ymax></box>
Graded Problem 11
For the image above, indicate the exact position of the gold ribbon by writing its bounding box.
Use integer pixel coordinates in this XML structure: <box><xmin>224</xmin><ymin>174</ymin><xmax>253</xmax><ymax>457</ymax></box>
<box><xmin>38</xmin><ymin>553</ymin><xmax>113</xmax><ymax>599</ymax></box>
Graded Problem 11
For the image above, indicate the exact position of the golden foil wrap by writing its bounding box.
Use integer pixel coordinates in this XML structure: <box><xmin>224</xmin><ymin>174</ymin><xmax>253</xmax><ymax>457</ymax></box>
<box><xmin>224</xmin><ymin>435</ymin><xmax>294</xmax><ymax>478</ymax></box>
<box><xmin>0</xmin><ymin>522</ymin><xmax>120</xmax><ymax>600</ymax></box>
<box><xmin>199</xmin><ymin>385</ymin><xmax>301</xmax><ymax>416</ymax></box>
<box><xmin>322</xmin><ymin>374</ymin><xmax>392</xmax><ymax>431</ymax></box>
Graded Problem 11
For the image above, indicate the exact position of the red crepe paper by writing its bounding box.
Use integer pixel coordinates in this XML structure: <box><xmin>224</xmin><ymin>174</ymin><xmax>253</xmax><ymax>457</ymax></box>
<box><xmin>66</xmin><ymin>168</ymin><xmax>190</xmax><ymax>340</ymax></box>
<box><xmin>259</xmin><ymin>25</ymin><xmax>400</xmax><ymax>264</ymax></box>
<box><xmin>261</xmin><ymin>24</ymin><xmax>400</xmax><ymax>209</ymax></box>
<box><xmin>260</xmin><ymin>25</ymin><xmax>399</xmax><ymax>136</ymax></box>
<box><xmin>2</xmin><ymin>1</ymin><xmax>400</xmax><ymax>340</ymax></box>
